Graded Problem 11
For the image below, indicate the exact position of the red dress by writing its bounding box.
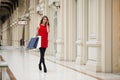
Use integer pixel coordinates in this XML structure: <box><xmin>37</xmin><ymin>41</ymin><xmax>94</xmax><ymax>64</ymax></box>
<box><xmin>38</xmin><ymin>24</ymin><xmax>48</xmax><ymax>48</ymax></box>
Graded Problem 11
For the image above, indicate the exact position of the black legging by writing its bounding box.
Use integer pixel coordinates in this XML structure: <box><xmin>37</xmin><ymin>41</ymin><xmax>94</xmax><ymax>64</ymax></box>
<box><xmin>39</xmin><ymin>47</ymin><xmax>46</xmax><ymax>69</ymax></box>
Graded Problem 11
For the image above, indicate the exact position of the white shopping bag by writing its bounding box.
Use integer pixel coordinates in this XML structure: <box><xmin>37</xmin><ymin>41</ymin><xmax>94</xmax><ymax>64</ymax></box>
<box><xmin>36</xmin><ymin>36</ymin><xmax>41</xmax><ymax>48</ymax></box>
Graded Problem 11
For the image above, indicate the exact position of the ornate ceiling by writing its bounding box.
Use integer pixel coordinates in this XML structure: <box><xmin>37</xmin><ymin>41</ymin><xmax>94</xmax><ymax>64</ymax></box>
<box><xmin>0</xmin><ymin>0</ymin><xmax>18</xmax><ymax>24</ymax></box>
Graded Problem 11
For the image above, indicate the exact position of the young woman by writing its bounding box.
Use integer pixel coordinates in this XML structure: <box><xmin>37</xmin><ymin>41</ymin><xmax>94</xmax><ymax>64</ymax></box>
<box><xmin>37</xmin><ymin>16</ymin><xmax>50</xmax><ymax>73</ymax></box>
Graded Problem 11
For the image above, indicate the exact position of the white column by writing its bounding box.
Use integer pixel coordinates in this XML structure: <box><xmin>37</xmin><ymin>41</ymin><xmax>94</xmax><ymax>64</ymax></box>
<box><xmin>76</xmin><ymin>0</ymin><xmax>84</xmax><ymax>64</ymax></box>
<box><xmin>101</xmin><ymin>0</ymin><xmax>112</xmax><ymax>72</ymax></box>
<box><xmin>76</xmin><ymin>0</ymin><xmax>88</xmax><ymax>64</ymax></box>
<box><xmin>62</xmin><ymin>0</ymin><xmax>76</xmax><ymax>61</ymax></box>
<box><xmin>29</xmin><ymin>0</ymin><xmax>37</xmax><ymax>38</ymax></box>
<box><xmin>48</xmin><ymin>9</ymin><xmax>57</xmax><ymax>55</ymax></box>
<box><xmin>86</xmin><ymin>0</ymin><xmax>101</xmax><ymax>72</ymax></box>
<box><xmin>55</xmin><ymin>0</ymin><xmax>64</xmax><ymax>60</ymax></box>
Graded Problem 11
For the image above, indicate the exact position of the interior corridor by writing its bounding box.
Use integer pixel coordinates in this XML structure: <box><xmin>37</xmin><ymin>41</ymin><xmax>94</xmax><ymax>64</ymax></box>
<box><xmin>0</xmin><ymin>46</ymin><xmax>120</xmax><ymax>80</ymax></box>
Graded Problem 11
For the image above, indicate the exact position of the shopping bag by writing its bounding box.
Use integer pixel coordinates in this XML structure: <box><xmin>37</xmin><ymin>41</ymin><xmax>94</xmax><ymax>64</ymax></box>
<box><xmin>36</xmin><ymin>36</ymin><xmax>41</xmax><ymax>49</ymax></box>
<box><xmin>27</xmin><ymin>36</ymin><xmax>39</xmax><ymax>49</ymax></box>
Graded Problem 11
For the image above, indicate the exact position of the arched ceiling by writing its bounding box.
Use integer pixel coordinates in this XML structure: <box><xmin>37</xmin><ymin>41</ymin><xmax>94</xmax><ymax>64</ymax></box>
<box><xmin>0</xmin><ymin>0</ymin><xmax>18</xmax><ymax>24</ymax></box>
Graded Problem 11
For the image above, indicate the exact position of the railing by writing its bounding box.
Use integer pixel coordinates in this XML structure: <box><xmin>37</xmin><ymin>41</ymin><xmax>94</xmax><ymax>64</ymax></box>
<box><xmin>0</xmin><ymin>61</ymin><xmax>8</xmax><ymax>80</ymax></box>
<box><xmin>0</xmin><ymin>55</ymin><xmax>8</xmax><ymax>80</ymax></box>
<box><xmin>0</xmin><ymin>55</ymin><xmax>16</xmax><ymax>80</ymax></box>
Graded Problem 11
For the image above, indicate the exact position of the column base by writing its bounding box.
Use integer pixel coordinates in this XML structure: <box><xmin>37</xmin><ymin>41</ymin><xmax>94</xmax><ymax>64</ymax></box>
<box><xmin>76</xmin><ymin>56</ymin><xmax>84</xmax><ymax>65</ymax></box>
<box><xmin>86</xmin><ymin>60</ymin><xmax>101</xmax><ymax>72</ymax></box>
<box><xmin>55</xmin><ymin>39</ymin><xmax>64</xmax><ymax>60</ymax></box>
<box><xmin>55</xmin><ymin>52</ymin><xmax>64</xmax><ymax>60</ymax></box>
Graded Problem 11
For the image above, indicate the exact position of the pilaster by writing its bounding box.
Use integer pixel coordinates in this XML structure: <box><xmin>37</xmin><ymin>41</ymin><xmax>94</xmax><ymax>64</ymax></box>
<box><xmin>76</xmin><ymin>0</ymin><xmax>87</xmax><ymax>65</ymax></box>
<box><xmin>101</xmin><ymin>0</ymin><xmax>112</xmax><ymax>72</ymax></box>
<box><xmin>86</xmin><ymin>0</ymin><xmax>101</xmax><ymax>72</ymax></box>
<box><xmin>63</xmin><ymin>0</ymin><xmax>76</xmax><ymax>61</ymax></box>
<box><xmin>29</xmin><ymin>0</ymin><xmax>39</xmax><ymax>38</ymax></box>
<box><xmin>55</xmin><ymin>0</ymin><xmax>64</xmax><ymax>60</ymax></box>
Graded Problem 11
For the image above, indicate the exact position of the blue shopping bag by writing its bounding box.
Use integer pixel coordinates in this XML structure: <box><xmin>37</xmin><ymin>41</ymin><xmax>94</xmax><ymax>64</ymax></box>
<box><xmin>27</xmin><ymin>37</ymin><xmax>39</xmax><ymax>49</ymax></box>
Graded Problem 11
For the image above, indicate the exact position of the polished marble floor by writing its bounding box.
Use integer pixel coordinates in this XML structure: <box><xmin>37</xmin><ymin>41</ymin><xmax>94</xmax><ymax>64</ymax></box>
<box><xmin>0</xmin><ymin>46</ymin><xmax>120</xmax><ymax>80</ymax></box>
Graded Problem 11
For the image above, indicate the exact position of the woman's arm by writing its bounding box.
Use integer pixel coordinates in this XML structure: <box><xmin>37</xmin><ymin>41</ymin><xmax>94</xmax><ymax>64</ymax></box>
<box><xmin>46</xmin><ymin>21</ymin><xmax>50</xmax><ymax>33</ymax></box>
<box><xmin>47</xmin><ymin>26</ymin><xmax>50</xmax><ymax>33</ymax></box>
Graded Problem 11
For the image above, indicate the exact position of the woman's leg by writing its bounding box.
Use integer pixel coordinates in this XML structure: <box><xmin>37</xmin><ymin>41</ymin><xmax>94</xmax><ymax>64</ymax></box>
<box><xmin>42</xmin><ymin>48</ymin><xmax>47</xmax><ymax>72</ymax></box>
<box><xmin>39</xmin><ymin>48</ymin><xmax>42</xmax><ymax>70</ymax></box>
<box><xmin>39</xmin><ymin>47</ymin><xmax>47</xmax><ymax>72</ymax></box>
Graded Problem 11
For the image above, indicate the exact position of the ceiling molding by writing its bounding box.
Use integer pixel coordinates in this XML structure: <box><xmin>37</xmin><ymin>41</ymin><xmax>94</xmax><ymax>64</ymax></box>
<box><xmin>0</xmin><ymin>0</ymin><xmax>18</xmax><ymax>24</ymax></box>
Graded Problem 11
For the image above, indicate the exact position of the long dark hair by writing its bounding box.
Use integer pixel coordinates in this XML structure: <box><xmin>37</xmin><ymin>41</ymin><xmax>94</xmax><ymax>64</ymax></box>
<box><xmin>40</xmin><ymin>16</ymin><xmax>50</xmax><ymax>26</ymax></box>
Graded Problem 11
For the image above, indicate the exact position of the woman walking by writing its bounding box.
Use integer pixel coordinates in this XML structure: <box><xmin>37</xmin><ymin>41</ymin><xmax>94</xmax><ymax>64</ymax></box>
<box><xmin>37</xmin><ymin>16</ymin><xmax>50</xmax><ymax>73</ymax></box>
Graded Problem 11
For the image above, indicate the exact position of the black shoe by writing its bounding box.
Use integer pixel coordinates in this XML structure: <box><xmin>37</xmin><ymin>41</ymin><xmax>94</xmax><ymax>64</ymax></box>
<box><xmin>43</xmin><ymin>61</ymin><xmax>47</xmax><ymax>73</ymax></box>
<box><xmin>44</xmin><ymin>68</ymin><xmax>47</xmax><ymax>73</ymax></box>
<box><xmin>43</xmin><ymin>64</ymin><xmax>47</xmax><ymax>73</ymax></box>
<box><xmin>39</xmin><ymin>64</ymin><xmax>42</xmax><ymax>70</ymax></box>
